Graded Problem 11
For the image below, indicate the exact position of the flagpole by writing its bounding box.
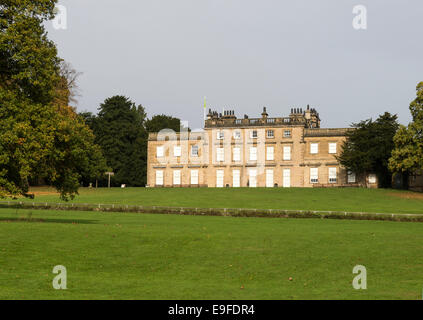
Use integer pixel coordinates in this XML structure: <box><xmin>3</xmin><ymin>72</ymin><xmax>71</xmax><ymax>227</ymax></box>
<box><xmin>203</xmin><ymin>96</ymin><xmax>207</xmax><ymax>128</ymax></box>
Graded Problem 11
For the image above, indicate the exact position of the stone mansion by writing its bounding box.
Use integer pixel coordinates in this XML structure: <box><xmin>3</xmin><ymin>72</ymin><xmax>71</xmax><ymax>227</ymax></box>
<box><xmin>147</xmin><ymin>106</ymin><xmax>377</xmax><ymax>188</ymax></box>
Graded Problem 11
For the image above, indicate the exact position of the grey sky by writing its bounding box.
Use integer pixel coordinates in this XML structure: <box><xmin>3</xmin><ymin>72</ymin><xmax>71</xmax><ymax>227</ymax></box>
<box><xmin>46</xmin><ymin>0</ymin><xmax>423</xmax><ymax>130</ymax></box>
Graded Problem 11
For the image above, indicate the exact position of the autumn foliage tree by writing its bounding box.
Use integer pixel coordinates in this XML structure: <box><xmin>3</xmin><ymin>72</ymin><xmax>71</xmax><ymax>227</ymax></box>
<box><xmin>0</xmin><ymin>0</ymin><xmax>106</xmax><ymax>200</ymax></box>
<box><xmin>389</xmin><ymin>82</ymin><xmax>423</xmax><ymax>179</ymax></box>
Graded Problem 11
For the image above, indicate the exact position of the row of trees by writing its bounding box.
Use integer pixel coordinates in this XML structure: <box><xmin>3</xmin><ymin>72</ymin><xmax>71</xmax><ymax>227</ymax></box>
<box><xmin>338</xmin><ymin>82</ymin><xmax>423</xmax><ymax>188</ymax></box>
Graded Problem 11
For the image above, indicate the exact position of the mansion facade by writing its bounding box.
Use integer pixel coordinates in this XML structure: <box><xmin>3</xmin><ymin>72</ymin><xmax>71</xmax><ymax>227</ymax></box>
<box><xmin>147</xmin><ymin>106</ymin><xmax>377</xmax><ymax>188</ymax></box>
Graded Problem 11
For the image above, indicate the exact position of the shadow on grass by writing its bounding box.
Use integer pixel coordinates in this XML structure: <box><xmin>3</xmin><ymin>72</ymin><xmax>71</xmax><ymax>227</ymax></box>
<box><xmin>0</xmin><ymin>217</ymin><xmax>98</xmax><ymax>224</ymax></box>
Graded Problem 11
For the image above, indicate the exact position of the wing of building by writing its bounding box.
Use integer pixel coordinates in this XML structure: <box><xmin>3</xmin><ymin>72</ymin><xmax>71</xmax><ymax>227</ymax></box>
<box><xmin>147</xmin><ymin>106</ymin><xmax>377</xmax><ymax>188</ymax></box>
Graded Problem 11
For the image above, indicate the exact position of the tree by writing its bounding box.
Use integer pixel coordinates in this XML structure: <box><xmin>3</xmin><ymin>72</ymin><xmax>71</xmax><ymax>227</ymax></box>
<box><xmin>79</xmin><ymin>111</ymin><xmax>98</xmax><ymax>132</ymax></box>
<box><xmin>44</xmin><ymin>106</ymin><xmax>108</xmax><ymax>193</ymax></box>
<box><xmin>145</xmin><ymin>114</ymin><xmax>184</xmax><ymax>133</ymax></box>
<box><xmin>81</xmin><ymin>103</ymin><xmax>187</xmax><ymax>187</ymax></box>
<box><xmin>0</xmin><ymin>0</ymin><xmax>107</xmax><ymax>200</ymax></box>
<box><xmin>56</xmin><ymin>61</ymin><xmax>83</xmax><ymax>106</ymax></box>
<box><xmin>389</xmin><ymin>82</ymin><xmax>423</xmax><ymax>177</ymax></box>
<box><xmin>337</xmin><ymin>112</ymin><xmax>399</xmax><ymax>187</ymax></box>
<box><xmin>92</xmin><ymin>96</ymin><xmax>148</xmax><ymax>186</ymax></box>
<box><xmin>0</xmin><ymin>1</ymin><xmax>60</xmax><ymax>105</ymax></box>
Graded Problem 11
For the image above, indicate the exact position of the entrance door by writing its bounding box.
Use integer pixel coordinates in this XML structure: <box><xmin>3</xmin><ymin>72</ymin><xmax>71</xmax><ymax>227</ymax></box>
<box><xmin>283</xmin><ymin>169</ymin><xmax>291</xmax><ymax>188</ymax></box>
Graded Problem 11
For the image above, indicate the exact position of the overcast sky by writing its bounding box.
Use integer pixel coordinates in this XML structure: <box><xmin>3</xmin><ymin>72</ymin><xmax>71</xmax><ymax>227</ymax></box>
<box><xmin>46</xmin><ymin>0</ymin><xmax>423</xmax><ymax>130</ymax></box>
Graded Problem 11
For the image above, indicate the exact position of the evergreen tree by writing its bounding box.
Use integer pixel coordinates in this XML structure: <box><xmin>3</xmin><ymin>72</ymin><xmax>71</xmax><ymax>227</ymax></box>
<box><xmin>145</xmin><ymin>114</ymin><xmax>183</xmax><ymax>133</ymax></box>
<box><xmin>93</xmin><ymin>96</ymin><xmax>148</xmax><ymax>186</ymax></box>
<box><xmin>337</xmin><ymin>112</ymin><xmax>399</xmax><ymax>187</ymax></box>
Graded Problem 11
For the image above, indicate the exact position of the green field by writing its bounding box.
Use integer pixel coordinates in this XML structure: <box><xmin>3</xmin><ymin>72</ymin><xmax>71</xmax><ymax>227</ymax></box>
<box><xmin>19</xmin><ymin>187</ymin><xmax>423</xmax><ymax>214</ymax></box>
<box><xmin>2</xmin><ymin>187</ymin><xmax>423</xmax><ymax>300</ymax></box>
<box><xmin>1</xmin><ymin>208</ymin><xmax>423</xmax><ymax>300</ymax></box>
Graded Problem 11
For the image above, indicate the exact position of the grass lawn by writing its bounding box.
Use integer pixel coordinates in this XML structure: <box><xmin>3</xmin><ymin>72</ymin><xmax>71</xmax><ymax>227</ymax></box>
<box><xmin>17</xmin><ymin>186</ymin><xmax>423</xmax><ymax>214</ymax></box>
<box><xmin>1</xmin><ymin>208</ymin><xmax>423</xmax><ymax>300</ymax></box>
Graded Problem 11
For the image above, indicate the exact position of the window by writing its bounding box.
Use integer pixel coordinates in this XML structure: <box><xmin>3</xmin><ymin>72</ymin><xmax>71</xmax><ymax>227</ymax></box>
<box><xmin>216</xmin><ymin>170</ymin><xmax>224</xmax><ymax>188</ymax></box>
<box><xmin>284</xmin><ymin>130</ymin><xmax>291</xmax><ymax>138</ymax></box>
<box><xmin>233</xmin><ymin>131</ymin><xmax>241</xmax><ymax>139</ymax></box>
<box><xmin>368</xmin><ymin>174</ymin><xmax>377</xmax><ymax>184</ymax></box>
<box><xmin>249</xmin><ymin>169</ymin><xmax>257</xmax><ymax>188</ymax></box>
<box><xmin>347</xmin><ymin>171</ymin><xmax>356</xmax><ymax>183</ymax></box>
<box><xmin>310</xmin><ymin>168</ymin><xmax>319</xmax><ymax>183</ymax></box>
<box><xmin>310</xmin><ymin>143</ymin><xmax>318</xmax><ymax>154</ymax></box>
<box><xmin>267</xmin><ymin>130</ymin><xmax>274</xmax><ymax>138</ymax></box>
<box><xmin>173</xmin><ymin>170</ymin><xmax>181</xmax><ymax>185</ymax></box>
<box><xmin>266</xmin><ymin>147</ymin><xmax>274</xmax><ymax>161</ymax></box>
<box><xmin>250</xmin><ymin>130</ymin><xmax>258</xmax><ymax>139</ymax></box>
<box><xmin>250</xmin><ymin>147</ymin><xmax>257</xmax><ymax>161</ymax></box>
<box><xmin>191</xmin><ymin>145</ymin><xmax>199</xmax><ymax>157</ymax></box>
<box><xmin>283</xmin><ymin>169</ymin><xmax>291</xmax><ymax>188</ymax></box>
<box><xmin>156</xmin><ymin>146</ymin><xmax>164</xmax><ymax>158</ymax></box>
<box><xmin>329</xmin><ymin>143</ymin><xmax>337</xmax><ymax>154</ymax></box>
<box><xmin>155</xmin><ymin>170</ymin><xmax>164</xmax><ymax>185</ymax></box>
<box><xmin>233</xmin><ymin>170</ymin><xmax>240</xmax><ymax>188</ymax></box>
<box><xmin>266</xmin><ymin>169</ymin><xmax>274</xmax><ymax>188</ymax></box>
<box><xmin>216</xmin><ymin>148</ymin><xmax>225</xmax><ymax>162</ymax></box>
<box><xmin>233</xmin><ymin>147</ymin><xmax>241</xmax><ymax>162</ymax></box>
<box><xmin>217</xmin><ymin>131</ymin><xmax>224</xmax><ymax>140</ymax></box>
<box><xmin>283</xmin><ymin>146</ymin><xmax>291</xmax><ymax>161</ymax></box>
<box><xmin>329</xmin><ymin>167</ymin><xmax>337</xmax><ymax>183</ymax></box>
<box><xmin>174</xmin><ymin>146</ymin><xmax>181</xmax><ymax>157</ymax></box>
<box><xmin>190</xmin><ymin>170</ymin><xmax>199</xmax><ymax>185</ymax></box>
